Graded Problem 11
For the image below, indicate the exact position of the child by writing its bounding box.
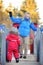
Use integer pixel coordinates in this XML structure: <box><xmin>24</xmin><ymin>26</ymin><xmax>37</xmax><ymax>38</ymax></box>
<box><xmin>6</xmin><ymin>27</ymin><xmax>20</xmax><ymax>63</ymax></box>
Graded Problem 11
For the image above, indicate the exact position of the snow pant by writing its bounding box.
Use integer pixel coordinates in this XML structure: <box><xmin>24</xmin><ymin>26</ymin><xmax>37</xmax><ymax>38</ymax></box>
<box><xmin>20</xmin><ymin>36</ymin><xmax>30</xmax><ymax>57</ymax></box>
<box><xmin>7</xmin><ymin>45</ymin><xmax>19</xmax><ymax>61</ymax></box>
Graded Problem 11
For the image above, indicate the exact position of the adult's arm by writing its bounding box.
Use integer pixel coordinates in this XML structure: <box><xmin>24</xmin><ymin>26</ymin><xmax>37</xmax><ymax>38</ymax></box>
<box><xmin>9</xmin><ymin>12</ymin><xmax>22</xmax><ymax>23</ymax></box>
<box><xmin>30</xmin><ymin>23</ymin><xmax>37</xmax><ymax>31</ymax></box>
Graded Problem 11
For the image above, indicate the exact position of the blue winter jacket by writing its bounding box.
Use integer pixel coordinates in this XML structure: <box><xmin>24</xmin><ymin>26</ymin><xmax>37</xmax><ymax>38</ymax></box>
<box><xmin>10</xmin><ymin>17</ymin><xmax>37</xmax><ymax>37</ymax></box>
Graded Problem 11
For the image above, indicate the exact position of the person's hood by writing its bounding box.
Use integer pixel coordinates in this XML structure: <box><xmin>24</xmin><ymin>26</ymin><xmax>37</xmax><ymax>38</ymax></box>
<box><xmin>9</xmin><ymin>34</ymin><xmax>16</xmax><ymax>38</ymax></box>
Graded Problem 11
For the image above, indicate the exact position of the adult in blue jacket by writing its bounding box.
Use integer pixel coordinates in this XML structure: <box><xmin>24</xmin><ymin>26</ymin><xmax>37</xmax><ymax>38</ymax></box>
<box><xmin>9</xmin><ymin>12</ymin><xmax>37</xmax><ymax>59</ymax></box>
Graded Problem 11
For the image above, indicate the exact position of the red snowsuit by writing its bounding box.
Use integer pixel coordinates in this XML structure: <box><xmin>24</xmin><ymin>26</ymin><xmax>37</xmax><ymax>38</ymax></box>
<box><xmin>6</xmin><ymin>33</ymin><xmax>20</xmax><ymax>61</ymax></box>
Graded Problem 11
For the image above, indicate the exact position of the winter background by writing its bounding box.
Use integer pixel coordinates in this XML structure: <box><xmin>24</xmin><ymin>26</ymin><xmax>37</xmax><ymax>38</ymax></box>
<box><xmin>3</xmin><ymin>0</ymin><xmax>43</xmax><ymax>23</ymax></box>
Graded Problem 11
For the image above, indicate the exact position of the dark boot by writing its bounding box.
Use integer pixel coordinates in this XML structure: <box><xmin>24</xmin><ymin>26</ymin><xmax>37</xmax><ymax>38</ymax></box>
<box><xmin>23</xmin><ymin>56</ymin><xmax>26</xmax><ymax>59</ymax></box>
<box><xmin>16</xmin><ymin>58</ymin><xmax>19</xmax><ymax>63</ymax></box>
<box><xmin>20</xmin><ymin>54</ymin><xmax>22</xmax><ymax>58</ymax></box>
<box><xmin>20</xmin><ymin>55</ymin><xmax>22</xmax><ymax>58</ymax></box>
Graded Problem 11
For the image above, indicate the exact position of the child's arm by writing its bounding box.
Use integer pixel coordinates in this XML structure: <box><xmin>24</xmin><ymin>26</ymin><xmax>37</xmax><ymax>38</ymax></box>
<box><xmin>6</xmin><ymin>34</ymin><xmax>11</xmax><ymax>41</ymax></box>
<box><xmin>6</xmin><ymin>35</ymin><xmax>9</xmax><ymax>40</ymax></box>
